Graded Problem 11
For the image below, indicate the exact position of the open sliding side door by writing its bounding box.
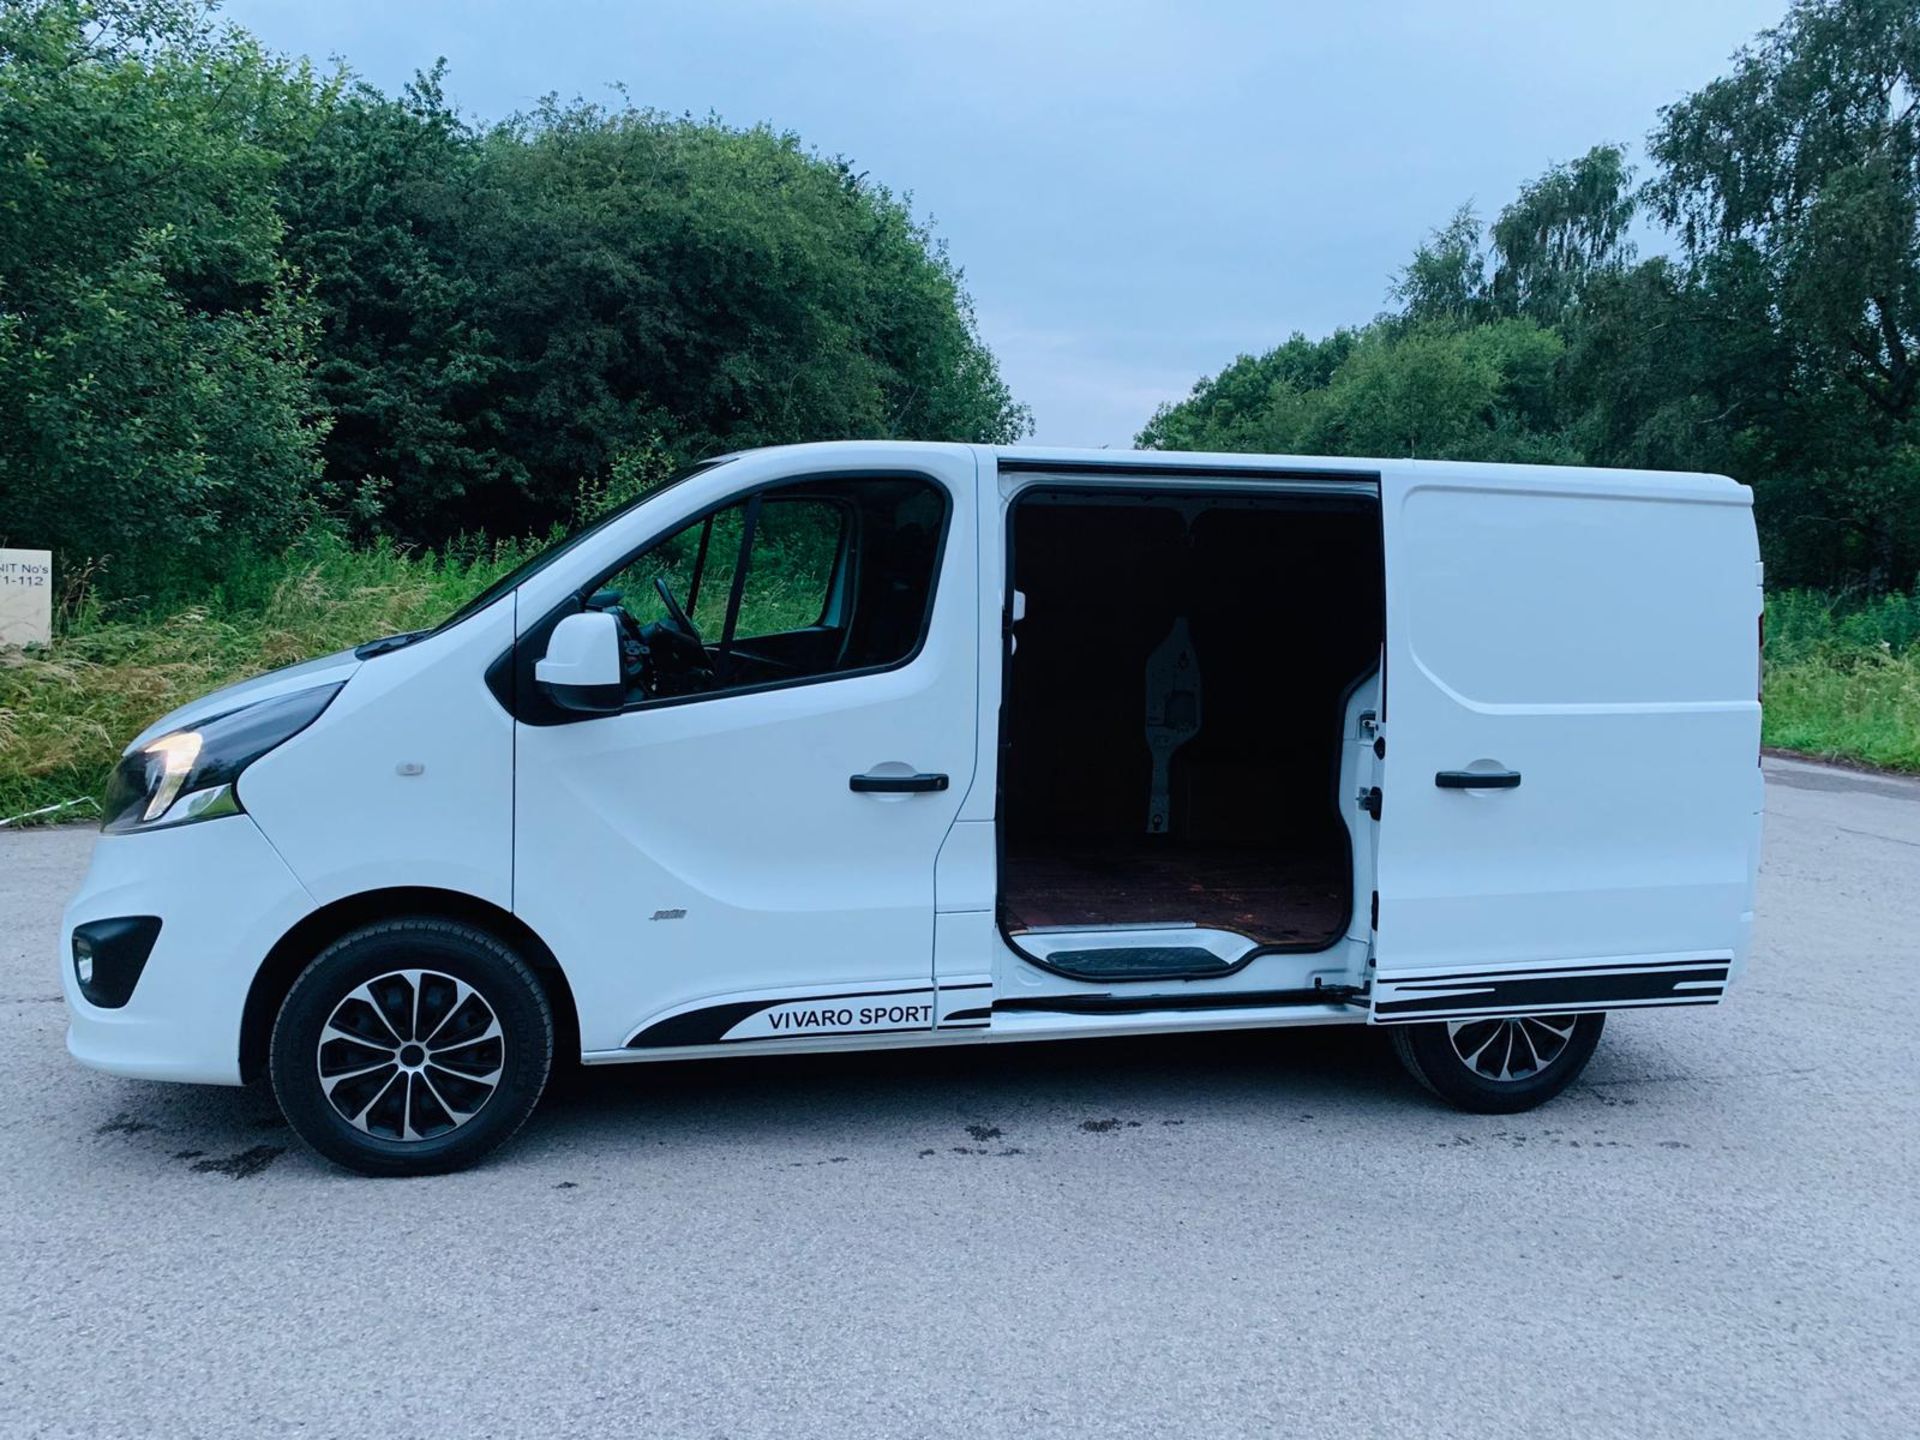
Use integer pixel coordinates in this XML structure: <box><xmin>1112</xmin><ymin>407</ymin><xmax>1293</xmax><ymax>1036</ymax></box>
<box><xmin>1368</xmin><ymin>461</ymin><xmax>1765</xmax><ymax>1024</ymax></box>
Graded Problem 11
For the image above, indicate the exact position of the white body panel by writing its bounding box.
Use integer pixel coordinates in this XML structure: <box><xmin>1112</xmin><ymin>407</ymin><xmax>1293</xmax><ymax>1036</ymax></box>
<box><xmin>241</xmin><ymin>600</ymin><xmax>517</xmax><ymax>909</ymax></box>
<box><xmin>512</xmin><ymin>444</ymin><xmax>981</xmax><ymax>1053</ymax></box>
<box><xmin>131</xmin><ymin>646</ymin><xmax>363</xmax><ymax>749</ymax></box>
<box><xmin>56</xmin><ymin>441</ymin><xmax>1764</xmax><ymax>1088</ymax></box>
<box><xmin>1368</xmin><ymin>460</ymin><xmax>1764</xmax><ymax>1021</ymax></box>
<box><xmin>62</xmin><ymin>817</ymin><xmax>312</xmax><ymax>1084</ymax></box>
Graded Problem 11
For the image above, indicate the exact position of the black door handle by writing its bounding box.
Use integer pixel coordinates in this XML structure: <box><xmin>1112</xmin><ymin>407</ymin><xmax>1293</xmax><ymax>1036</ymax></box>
<box><xmin>850</xmin><ymin>772</ymin><xmax>949</xmax><ymax>794</ymax></box>
<box><xmin>1435</xmin><ymin>770</ymin><xmax>1522</xmax><ymax>790</ymax></box>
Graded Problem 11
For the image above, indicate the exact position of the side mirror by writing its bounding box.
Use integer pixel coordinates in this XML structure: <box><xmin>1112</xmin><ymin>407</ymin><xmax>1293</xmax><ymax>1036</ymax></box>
<box><xmin>535</xmin><ymin>610</ymin><xmax>623</xmax><ymax>713</ymax></box>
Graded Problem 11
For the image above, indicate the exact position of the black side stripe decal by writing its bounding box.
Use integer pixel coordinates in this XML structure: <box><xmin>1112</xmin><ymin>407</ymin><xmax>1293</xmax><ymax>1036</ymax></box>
<box><xmin>1377</xmin><ymin>997</ymin><xmax>1725</xmax><ymax>1023</ymax></box>
<box><xmin>1374</xmin><ymin>965</ymin><xmax>1728</xmax><ymax>1019</ymax></box>
<box><xmin>629</xmin><ymin>985</ymin><xmax>932</xmax><ymax>1048</ymax></box>
<box><xmin>628</xmin><ymin>998</ymin><xmax>782</xmax><ymax>1048</ymax></box>
<box><xmin>1382</xmin><ymin>956</ymin><xmax>1727</xmax><ymax>987</ymax></box>
<box><xmin>629</xmin><ymin>983</ymin><xmax>991</xmax><ymax>1049</ymax></box>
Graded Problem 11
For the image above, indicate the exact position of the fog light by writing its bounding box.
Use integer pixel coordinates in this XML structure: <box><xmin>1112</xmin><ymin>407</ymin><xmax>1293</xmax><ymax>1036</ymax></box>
<box><xmin>70</xmin><ymin>917</ymin><xmax>161</xmax><ymax>1008</ymax></box>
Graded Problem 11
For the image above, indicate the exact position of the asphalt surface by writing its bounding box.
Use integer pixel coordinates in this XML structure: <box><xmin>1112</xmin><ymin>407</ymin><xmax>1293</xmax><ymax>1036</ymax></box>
<box><xmin>1</xmin><ymin>756</ymin><xmax>1915</xmax><ymax>1439</ymax></box>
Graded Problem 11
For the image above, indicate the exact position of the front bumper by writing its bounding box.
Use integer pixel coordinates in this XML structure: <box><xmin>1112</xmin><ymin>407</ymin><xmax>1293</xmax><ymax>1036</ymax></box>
<box><xmin>60</xmin><ymin>816</ymin><xmax>315</xmax><ymax>1086</ymax></box>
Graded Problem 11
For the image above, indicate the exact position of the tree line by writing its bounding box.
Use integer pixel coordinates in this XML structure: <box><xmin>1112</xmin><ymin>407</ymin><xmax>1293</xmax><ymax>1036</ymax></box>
<box><xmin>7</xmin><ymin>0</ymin><xmax>1920</xmax><ymax>604</ymax></box>
<box><xmin>0</xmin><ymin>0</ymin><xmax>1028</xmax><ymax>599</ymax></box>
<box><xmin>1143</xmin><ymin>0</ymin><xmax>1920</xmax><ymax>591</ymax></box>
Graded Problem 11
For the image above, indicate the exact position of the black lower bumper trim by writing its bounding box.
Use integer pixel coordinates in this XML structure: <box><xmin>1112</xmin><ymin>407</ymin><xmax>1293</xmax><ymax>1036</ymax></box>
<box><xmin>72</xmin><ymin>916</ymin><xmax>162</xmax><ymax>1009</ymax></box>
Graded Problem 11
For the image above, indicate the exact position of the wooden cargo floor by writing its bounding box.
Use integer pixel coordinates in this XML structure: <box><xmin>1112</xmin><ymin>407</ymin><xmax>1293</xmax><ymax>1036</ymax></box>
<box><xmin>999</xmin><ymin>842</ymin><xmax>1350</xmax><ymax>949</ymax></box>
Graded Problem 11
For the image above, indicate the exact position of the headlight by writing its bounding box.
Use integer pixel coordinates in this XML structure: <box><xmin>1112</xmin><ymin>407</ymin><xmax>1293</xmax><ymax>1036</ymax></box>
<box><xmin>102</xmin><ymin>682</ymin><xmax>344</xmax><ymax>834</ymax></box>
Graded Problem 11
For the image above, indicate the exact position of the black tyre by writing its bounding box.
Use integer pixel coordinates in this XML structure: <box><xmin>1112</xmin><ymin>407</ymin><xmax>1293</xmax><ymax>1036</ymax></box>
<box><xmin>269</xmin><ymin>918</ymin><xmax>554</xmax><ymax>1177</ymax></box>
<box><xmin>1389</xmin><ymin>1012</ymin><xmax>1604</xmax><ymax>1114</ymax></box>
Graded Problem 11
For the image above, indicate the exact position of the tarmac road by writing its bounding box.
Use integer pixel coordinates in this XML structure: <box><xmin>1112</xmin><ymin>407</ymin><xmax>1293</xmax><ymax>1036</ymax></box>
<box><xmin>1</xmin><ymin>756</ymin><xmax>1914</xmax><ymax>1439</ymax></box>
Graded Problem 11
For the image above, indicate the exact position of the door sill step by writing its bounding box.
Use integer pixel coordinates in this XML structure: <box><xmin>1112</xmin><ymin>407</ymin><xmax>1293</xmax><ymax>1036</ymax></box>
<box><xmin>997</xmin><ymin>985</ymin><xmax>1365</xmax><ymax>1018</ymax></box>
<box><xmin>1038</xmin><ymin>945</ymin><xmax>1233</xmax><ymax>980</ymax></box>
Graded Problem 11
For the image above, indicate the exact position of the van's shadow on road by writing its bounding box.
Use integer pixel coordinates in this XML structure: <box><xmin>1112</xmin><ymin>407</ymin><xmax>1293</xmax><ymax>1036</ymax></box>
<box><xmin>84</xmin><ymin>1026</ymin><xmax>1504</xmax><ymax>1177</ymax></box>
<box><xmin>533</xmin><ymin>1025</ymin><xmax>1418</xmax><ymax>1142</ymax></box>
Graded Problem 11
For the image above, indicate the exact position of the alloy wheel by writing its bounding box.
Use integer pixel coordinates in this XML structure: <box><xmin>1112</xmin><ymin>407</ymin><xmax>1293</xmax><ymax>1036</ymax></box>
<box><xmin>1444</xmin><ymin>1014</ymin><xmax>1579</xmax><ymax>1083</ymax></box>
<box><xmin>315</xmin><ymin>969</ymin><xmax>505</xmax><ymax>1141</ymax></box>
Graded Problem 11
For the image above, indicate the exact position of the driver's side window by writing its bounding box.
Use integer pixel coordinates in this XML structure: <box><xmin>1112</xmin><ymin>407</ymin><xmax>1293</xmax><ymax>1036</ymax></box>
<box><xmin>608</xmin><ymin>503</ymin><xmax>742</xmax><ymax>639</ymax></box>
<box><xmin>597</xmin><ymin>475</ymin><xmax>942</xmax><ymax>705</ymax></box>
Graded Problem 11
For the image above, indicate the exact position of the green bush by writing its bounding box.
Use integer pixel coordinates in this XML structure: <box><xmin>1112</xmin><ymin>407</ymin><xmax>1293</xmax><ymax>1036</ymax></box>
<box><xmin>0</xmin><ymin>0</ymin><xmax>330</xmax><ymax>594</ymax></box>
<box><xmin>282</xmin><ymin>80</ymin><xmax>1032</xmax><ymax>544</ymax></box>
<box><xmin>0</xmin><ymin>1</ymin><xmax>1028</xmax><ymax>602</ymax></box>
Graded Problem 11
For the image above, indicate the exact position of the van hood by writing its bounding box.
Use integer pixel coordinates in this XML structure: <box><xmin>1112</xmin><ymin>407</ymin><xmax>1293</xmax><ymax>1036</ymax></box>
<box><xmin>128</xmin><ymin>648</ymin><xmax>363</xmax><ymax>752</ymax></box>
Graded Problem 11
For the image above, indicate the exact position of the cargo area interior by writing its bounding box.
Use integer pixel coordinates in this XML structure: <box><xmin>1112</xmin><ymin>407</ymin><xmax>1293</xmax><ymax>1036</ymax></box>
<box><xmin>999</xmin><ymin>486</ymin><xmax>1385</xmax><ymax>980</ymax></box>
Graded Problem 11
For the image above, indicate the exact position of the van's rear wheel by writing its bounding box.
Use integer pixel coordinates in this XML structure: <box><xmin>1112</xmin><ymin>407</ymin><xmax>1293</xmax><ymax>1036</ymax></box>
<box><xmin>1389</xmin><ymin>1012</ymin><xmax>1604</xmax><ymax>1114</ymax></box>
<box><xmin>269</xmin><ymin>918</ymin><xmax>553</xmax><ymax>1176</ymax></box>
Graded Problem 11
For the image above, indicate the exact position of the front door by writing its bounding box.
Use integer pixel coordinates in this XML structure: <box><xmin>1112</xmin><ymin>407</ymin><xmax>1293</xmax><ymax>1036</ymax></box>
<box><xmin>1370</xmin><ymin>462</ymin><xmax>1765</xmax><ymax>1022</ymax></box>
<box><xmin>514</xmin><ymin>456</ymin><xmax>979</xmax><ymax>1054</ymax></box>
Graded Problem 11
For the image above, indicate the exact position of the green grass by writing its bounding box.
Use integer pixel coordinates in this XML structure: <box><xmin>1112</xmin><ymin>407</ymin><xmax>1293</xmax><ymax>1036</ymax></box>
<box><xmin>1760</xmin><ymin>588</ymin><xmax>1920</xmax><ymax>771</ymax></box>
<box><xmin>0</xmin><ymin>520</ymin><xmax>839</xmax><ymax>824</ymax></box>
<box><xmin>0</xmin><ymin>534</ymin><xmax>536</xmax><ymax>823</ymax></box>
<box><xmin>5</xmin><ymin>551</ymin><xmax>1918</xmax><ymax>826</ymax></box>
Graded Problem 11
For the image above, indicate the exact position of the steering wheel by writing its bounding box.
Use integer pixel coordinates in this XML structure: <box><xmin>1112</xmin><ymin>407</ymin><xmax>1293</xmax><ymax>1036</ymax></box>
<box><xmin>654</xmin><ymin>576</ymin><xmax>705</xmax><ymax>651</ymax></box>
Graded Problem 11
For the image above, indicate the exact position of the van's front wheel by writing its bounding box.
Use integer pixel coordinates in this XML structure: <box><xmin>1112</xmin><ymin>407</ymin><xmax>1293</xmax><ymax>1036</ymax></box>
<box><xmin>1389</xmin><ymin>1012</ymin><xmax>1604</xmax><ymax>1114</ymax></box>
<box><xmin>269</xmin><ymin>918</ymin><xmax>554</xmax><ymax>1176</ymax></box>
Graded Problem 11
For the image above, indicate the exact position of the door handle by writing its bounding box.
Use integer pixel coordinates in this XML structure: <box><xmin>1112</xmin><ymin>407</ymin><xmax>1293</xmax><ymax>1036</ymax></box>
<box><xmin>850</xmin><ymin>772</ymin><xmax>949</xmax><ymax>794</ymax></box>
<box><xmin>1435</xmin><ymin>769</ymin><xmax>1522</xmax><ymax>790</ymax></box>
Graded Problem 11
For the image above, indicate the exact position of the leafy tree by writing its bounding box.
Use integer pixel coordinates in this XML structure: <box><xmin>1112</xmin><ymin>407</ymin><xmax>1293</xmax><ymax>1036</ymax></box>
<box><xmin>1650</xmin><ymin>0</ymin><xmax>1920</xmax><ymax>421</ymax></box>
<box><xmin>1391</xmin><ymin>147</ymin><xmax>1637</xmax><ymax>329</ymax></box>
<box><xmin>1648</xmin><ymin>0</ymin><xmax>1920</xmax><ymax>584</ymax></box>
<box><xmin>1137</xmin><ymin>330</ymin><xmax>1356</xmax><ymax>451</ymax></box>
<box><xmin>1316</xmin><ymin>321</ymin><xmax>1573</xmax><ymax>461</ymax></box>
<box><xmin>0</xmin><ymin>0</ymin><xmax>329</xmax><ymax>595</ymax></box>
<box><xmin>1</xmin><ymin>0</ymin><xmax>1031</xmax><ymax>593</ymax></box>
<box><xmin>1392</xmin><ymin>206</ymin><xmax>1489</xmax><ymax>326</ymax></box>
<box><xmin>1561</xmin><ymin>257</ymin><xmax>1776</xmax><ymax>479</ymax></box>
<box><xmin>1140</xmin><ymin>320</ymin><xmax>1572</xmax><ymax>463</ymax></box>
<box><xmin>274</xmin><ymin>67</ymin><xmax>495</xmax><ymax>541</ymax></box>
<box><xmin>1489</xmin><ymin>145</ymin><xmax>1637</xmax><ymax>324</ymax></box>
<box><xmin>281</xmin><ymin>89</ymin><xmax>1030</xmax><ymax>542</ymax></box>
<box><xmin>1147</xmin><ymin>3</ymin><xmax>1920</xmax><ymax>590</ymax></box>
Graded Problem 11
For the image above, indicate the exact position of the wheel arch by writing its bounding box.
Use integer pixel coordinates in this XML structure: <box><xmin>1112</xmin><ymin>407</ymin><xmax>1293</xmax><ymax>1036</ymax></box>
<box><xmin>240</xmin><ymin>887</ymin><xmax>580</xmax><ymax>1082</ymax></box>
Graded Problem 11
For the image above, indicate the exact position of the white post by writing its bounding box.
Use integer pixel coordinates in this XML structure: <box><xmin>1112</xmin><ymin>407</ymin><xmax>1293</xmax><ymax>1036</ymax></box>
<box><xmin>0</xmin><ymin>549</ymin><xmax>53</xmax><ymax>649</ymax></box>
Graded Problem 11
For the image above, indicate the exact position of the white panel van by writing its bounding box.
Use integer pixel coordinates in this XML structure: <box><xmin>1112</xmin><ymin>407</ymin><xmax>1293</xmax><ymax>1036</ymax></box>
<box><xmin>60</xmin><ymin>443</ymin><xmax>1766</xmax><ymax>1175</ymax></box>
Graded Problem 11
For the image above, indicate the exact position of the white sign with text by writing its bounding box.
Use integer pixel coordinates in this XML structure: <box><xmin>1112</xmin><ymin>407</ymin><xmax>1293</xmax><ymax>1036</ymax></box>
<box><xmin>0</xmin><ymin>549</ymin><xmax>53</xmax><ymax>648</ymax></box>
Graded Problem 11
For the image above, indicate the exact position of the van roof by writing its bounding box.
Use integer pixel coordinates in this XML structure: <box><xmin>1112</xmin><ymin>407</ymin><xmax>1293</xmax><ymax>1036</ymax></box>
<box><xmin>988</xmin><ymin>444</ymin><xmax>1750</xmax><ymax>500</ymax></box>
<box><xmin>705</xmin><ymin>440</ymin><xmax>1750</xmax><ymax>502</ymax></box>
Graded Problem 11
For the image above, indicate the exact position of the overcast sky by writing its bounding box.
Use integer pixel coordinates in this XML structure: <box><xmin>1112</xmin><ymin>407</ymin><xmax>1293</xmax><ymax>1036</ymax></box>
<box><xmin>227</xmin><ymin>0</ymin><xmax>1786</xmax><ymax>448</ymax></box>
